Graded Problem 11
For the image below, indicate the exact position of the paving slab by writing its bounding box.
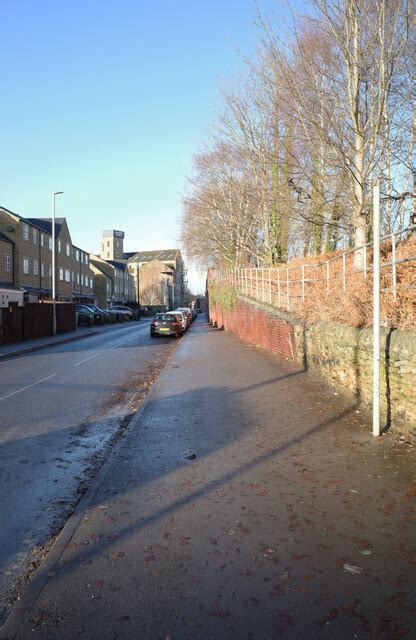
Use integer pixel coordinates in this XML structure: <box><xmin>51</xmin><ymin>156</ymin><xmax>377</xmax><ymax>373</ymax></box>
<box><xmin>2</xmin><ymin>317</ymin><xmax>415</xmax><ymax>639</ymax></box>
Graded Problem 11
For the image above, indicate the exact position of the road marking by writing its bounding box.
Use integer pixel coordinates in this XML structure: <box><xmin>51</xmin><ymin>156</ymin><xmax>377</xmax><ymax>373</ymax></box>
<box><xmin>73</xmin><ymin>353</ymin><xmax>101</xmax><ymax>367</ymax></box>
<box><xmin>0</xmin><ymin>373</ymin><xmax>57</xmax><ymax>402</ymax></box>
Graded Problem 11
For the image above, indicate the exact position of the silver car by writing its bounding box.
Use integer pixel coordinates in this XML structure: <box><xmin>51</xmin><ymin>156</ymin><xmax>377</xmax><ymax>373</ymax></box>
<box><xmin>167</xmin><ymin>310</ymin><xmax>187</xmax><ymax>332</ymax></box>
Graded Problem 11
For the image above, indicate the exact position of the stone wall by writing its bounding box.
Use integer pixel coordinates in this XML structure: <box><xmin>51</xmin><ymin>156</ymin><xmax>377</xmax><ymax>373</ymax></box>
<box><xmin>209</xmin><ymin>293</ymin><xmax>416</xmax><ymax>435</ymax></box>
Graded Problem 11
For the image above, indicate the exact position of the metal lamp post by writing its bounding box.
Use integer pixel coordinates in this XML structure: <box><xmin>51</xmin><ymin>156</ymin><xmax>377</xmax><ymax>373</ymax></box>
<box><xmin>52</xmin><ymin>191</ymin><xmax>63</xmax><ymax>335</ymax></box>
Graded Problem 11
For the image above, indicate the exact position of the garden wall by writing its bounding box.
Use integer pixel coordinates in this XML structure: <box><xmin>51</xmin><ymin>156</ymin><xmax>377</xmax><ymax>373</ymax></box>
<box><xmin>209</xmin><ymin>294</ymin><xmax>415</xmax><ymax>436</ymax></box>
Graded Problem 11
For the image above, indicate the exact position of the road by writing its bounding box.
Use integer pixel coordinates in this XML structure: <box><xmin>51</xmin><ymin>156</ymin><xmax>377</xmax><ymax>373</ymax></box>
<box><xmin>0</xmin><ymin>321</ymin><xmax>177</xmax><ymax>621</ymax></box>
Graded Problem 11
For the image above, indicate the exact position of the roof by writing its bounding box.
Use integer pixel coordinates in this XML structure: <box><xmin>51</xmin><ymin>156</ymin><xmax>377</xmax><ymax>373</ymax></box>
<box><xmin>0</xmin><ymin>206</ymin><xmax>62</xmax><ymax>235</ymax></box>
<box><xmin>26</xmin><ymin>218</ymin><xmax>65</xmax><ymax>236</ymax></box>
<box><xmin>124</xmin><ymin>249</ymin><xmax>180</xmax><ymax>263</ymax></box>
<box><xmin>0</xmin><ymin>282</ymin><xmax>24</xmax><ymax>292</ymax></box>
<box><xmin>106</xmin><ymin>260</ymin><xmax>128</xmax><ymax>272</ymax></box>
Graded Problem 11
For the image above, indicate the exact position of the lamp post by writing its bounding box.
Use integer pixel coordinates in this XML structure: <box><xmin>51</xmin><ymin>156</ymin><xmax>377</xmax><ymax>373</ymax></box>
<box><xmin>52</xmin><ymin>191</ymin><xmax>63</xmax><ymax>335</ymax></box>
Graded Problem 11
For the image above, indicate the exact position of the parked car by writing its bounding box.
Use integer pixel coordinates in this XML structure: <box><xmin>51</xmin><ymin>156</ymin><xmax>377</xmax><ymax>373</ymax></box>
<box><xmin>108</xmin><ymin>305</ymin><xmax>134</xmax><ymax>320</ymax></box>
<box><xmin>175</xmin><ymin>307</ymin><xmax>192</xmax><ymax>327</ymax></box>
<box><xmin>84</xmin><ymin>304</ymin><xmax>106</xmax><ymax>325</ymax></box>
<box><xmin>167</xmin><ymin>310</ymin><xmax>187</xmax><ymax>332</ymax></box>
<box><xmin>150</xmin><ymin>313</ymin><xmax>182</xmax><ymax>338</ymax></box>
<box><xmin>75</xmin><ymin>304</ymin><xmax>94</xmax><ymax>327</ymax></box>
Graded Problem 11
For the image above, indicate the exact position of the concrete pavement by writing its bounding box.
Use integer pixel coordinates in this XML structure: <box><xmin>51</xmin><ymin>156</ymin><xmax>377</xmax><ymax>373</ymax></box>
<box><xmin>2</xmin><ymin>316</ymin><xmax>415</xmax><ymax>639</ymax></box>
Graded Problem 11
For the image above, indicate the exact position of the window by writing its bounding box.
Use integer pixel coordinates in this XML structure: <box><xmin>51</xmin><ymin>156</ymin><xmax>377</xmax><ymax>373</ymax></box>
<box><xmin>41</xmin><ymin>262</ymin><xmax>45</xmax><ymax>278</ymax></box>
<box><xmin>66</xmin><ymin>243</ymin><xmax>71</xmax><ymax>257</ymax></box>
<box><xmin>5</xmin><ymin>254</ymin><xmax>11</xmax><ymax>272</ymax></box>
<box><xmin>33</xmin><ymin>259</ymin><xmax>39</xmax><ymax>276</ymax></box>
<box><xmin>49</xmin><ymin>266</ymin><xmax>52</xmax><ymax>280</ymax></box>
<box><xmin>107</xmin><ymin>252</ymin><xmax>110</xmax><ymax>258</ymax></box>
<box><xmin>41</xmin><ymin>234</ymin><xmax>44</xmax><ymax>247</ymax></box>
<box><xmin>75</xmin><ymin>249</ymin><xmax>79</xmax><ymax>261</ymax></box>
<box><xmin>106</xmin><ymin>282</ymin><xmax>110</xmax><ymax>293</ymax></box>
<box><xmin>72</xmin><ymin>271</ymin><xmax>75</xmax><ymax>284</ymax></box>
<box><xmin>22</xmin><ymin>223</ymin><xmax>29</xmax><ymax>241</ymax></box>
<box><xmin>80</xmin><ymin>274</ymin><xmax>84</xmax><ymax>286</ymax></box>
<box><xmin>33</xmin><ymin>228</ymin><xmax>38</xmax><ymax>244</ymax></box>
<box><xmin>85</xmin><ymin>254</ymin><xmax>88</xmax><ymax>265</ymax></box>
<box><xmin>116</xmin><ymin>240</ymin><xmax>119</xmax><ymax>248</ymax></box>
<box><xmin>107</xmin><ymin>240</ymin><xmax>110</xmax><ymax>247</ymax></box>
<box><xmin>58</xmin><ymin>240</ymin><xmax>61</xmax><ymax>253</ymax></box>
<box><xmin>77</xmin><ymin>274</ymin><xmax>80</xmax><ymax>285</ymax></box>
<box><xmin>65</xmin><ymin>269</ymin><xmax>70</xmax><ymax>283</ymax></box>
<box><xmin>90</xmin><ymin>278</ymin><xmax>93</xmax><ymax>288</ymax></box>
<box><xmin>59</xmin><ymin>268</ymin><xmax>64</xmax><ymax>281</ymax></box>
<box><xmin>23</xmin><ymin>257</ymin><xmax>30</xmax><ymax>274</ymax></box>
<box><xmin>48</xmin><ymin>237</ymin><xmax>52</xmax><ymax>250</ymax></box>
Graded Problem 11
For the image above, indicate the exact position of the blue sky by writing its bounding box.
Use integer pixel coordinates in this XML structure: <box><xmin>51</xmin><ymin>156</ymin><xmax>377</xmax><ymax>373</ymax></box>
<box><xmin>0</xmin><ymin>0</ymin><xmax>306</xmax><ymax>293</ymax></box>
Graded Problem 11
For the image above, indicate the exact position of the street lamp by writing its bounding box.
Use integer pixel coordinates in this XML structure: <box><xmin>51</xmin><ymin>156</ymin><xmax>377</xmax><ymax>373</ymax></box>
<box><xmin>52</xmin><ymin>191</ymin><xmax>63</xmax><ymax>335</ymax></box>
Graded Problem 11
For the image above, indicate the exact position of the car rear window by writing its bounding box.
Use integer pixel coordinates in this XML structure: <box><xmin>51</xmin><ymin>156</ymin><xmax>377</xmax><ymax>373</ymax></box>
<box><xmin>155</xmin><ymin>314</ymin><xmax>177</xmax><ymax>321</ymax></box>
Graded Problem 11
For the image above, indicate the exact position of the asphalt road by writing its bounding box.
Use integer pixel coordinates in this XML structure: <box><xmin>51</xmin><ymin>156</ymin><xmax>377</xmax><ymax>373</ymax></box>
<box><xmin>0</xmin><ymin>320</ymin><xmax>177</xmax><ymax>621</ymax></box>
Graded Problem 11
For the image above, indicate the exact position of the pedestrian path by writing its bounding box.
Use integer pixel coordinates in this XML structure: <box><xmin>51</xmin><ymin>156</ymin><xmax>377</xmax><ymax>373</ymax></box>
<box><xmin>2</xmin><ymin>317</ymin><xmax>415</xmax><ymax>639</ymax></box>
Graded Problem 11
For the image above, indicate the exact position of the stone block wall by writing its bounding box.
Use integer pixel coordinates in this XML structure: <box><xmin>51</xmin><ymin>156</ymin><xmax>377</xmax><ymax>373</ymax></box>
<box><xmin>209</xmin><ymin>293</ymin><xmax>416</xmax><ymax>435</ymax></box>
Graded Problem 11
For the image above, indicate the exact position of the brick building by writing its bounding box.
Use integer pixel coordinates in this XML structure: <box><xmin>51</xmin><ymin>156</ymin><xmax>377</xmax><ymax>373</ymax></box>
<box><xmin>90</xmin><ymin>254</ymin><xmax>135</xmax><ymax>308</ymax></box>
<box><xmin>0</xmin><ymin>206</ymin><xmax>95</xmax><ymax>305</ymax></box>
<box><xmin>99</xmin><ymin>230</ymin><xmax>186</xmax><ymax>309</ymax></box>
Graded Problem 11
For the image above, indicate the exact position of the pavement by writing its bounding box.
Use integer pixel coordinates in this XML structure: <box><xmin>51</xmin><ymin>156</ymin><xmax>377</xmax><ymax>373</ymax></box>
<box><xmin>1</xmin><ymin>316</ymin><xmax>415</xmax><ymax>639</ymax></box>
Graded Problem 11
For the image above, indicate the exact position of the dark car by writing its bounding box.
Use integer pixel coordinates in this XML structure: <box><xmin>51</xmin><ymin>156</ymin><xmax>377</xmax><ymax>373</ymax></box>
<box><xmin>75</xmin><ymin>304</ymin><xmax>95</xmax><ymax>326</ymax></box>
<box><xmin>150</xmin><ymin>313</ymin><xmax>182</xmax><ymax>338</ymax></box>
<box><xmin>85</xmin><ymin>304</ymin><xmax>106</xmax><ymax>325</ymax></box>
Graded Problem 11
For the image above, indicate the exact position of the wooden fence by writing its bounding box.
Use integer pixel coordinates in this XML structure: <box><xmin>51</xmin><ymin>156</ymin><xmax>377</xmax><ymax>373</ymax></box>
<box><xmin>0</xmin><ymin>303</ymin><xmax>76</xmax><ymax>345</ymax></box>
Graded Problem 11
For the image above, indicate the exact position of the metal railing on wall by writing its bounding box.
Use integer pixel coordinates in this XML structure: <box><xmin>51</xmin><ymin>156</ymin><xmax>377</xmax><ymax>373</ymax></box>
<box><xmin>213</xmin><ymin>224</ymin><xmax>415</xmax><ymax>313</ymax></box>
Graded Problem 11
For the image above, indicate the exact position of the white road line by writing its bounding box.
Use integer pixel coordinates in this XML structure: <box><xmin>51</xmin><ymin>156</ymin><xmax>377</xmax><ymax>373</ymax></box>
<box><xmin>73</xmin><ymin>353</ymin><xmax>101</xmax><ymax>367</ymax></box>
<box><xmin>0</xmin><ymin>373</ymin><xmax>57</xmax><ymax>402</ymax></box>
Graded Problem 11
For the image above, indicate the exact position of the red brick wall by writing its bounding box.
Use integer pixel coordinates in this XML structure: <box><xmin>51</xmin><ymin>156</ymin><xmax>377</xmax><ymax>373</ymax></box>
<box><xmin>209</xmin><ymin>296</ymin><xmax>296</xmax><ymax>360</ymax></box>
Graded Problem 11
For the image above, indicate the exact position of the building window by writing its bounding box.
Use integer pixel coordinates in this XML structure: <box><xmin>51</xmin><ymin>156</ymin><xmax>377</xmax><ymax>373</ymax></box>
<box><xmin>5</xmin><ymin>254</ymin><xmax>12</xmax><ymax>272</ymax></box>
<box><xmin>23</xmin><ymin>257</ymin><xmax>30</xmax><ymax>274</ymax></box>
<box><xmin>85</xmin><ymin>254</ymin><xmax>88</xmax><ymax>265</ymax></box>
<box><xmin>59</xmin><ymin>268</ymin><xmax>64</xmax><ymax>281</ymax></box>
<box><xmin>48</xmin><ymin>237</ymin><xmax>52</xmax><ymax>250</ymax></box>
<box><xmin>65</xmin><ymin>269</ymin><xmax>70</xmax><ymax>282</ymax></box>
<box><xmin>72</xmin><ymin>271</ymin><xmax>75</xmax><ymax>284</ymax></box>
<box><xmin>58</xmin><ymin>240</ymin><xmax>61</xmax><ymax>253</ymax></box>
<box><xmin>77</xmin><ymin>274</ymin><xmax>80</xmax><ymax>285</ymax></box>
<box><xmin>107</xmin><ymin>252</ymin><xmax>110</xmax><ymax>258</ymax></box>
<box><xmin>75</xmin><ymin>249</ymin><xmax>79</xmax><ymax>261</ymax></box>
<box><xmin>33</xmin><ymin>259</ymin><xmax>39</xmax><ymax>276</ymax></box>
<box><xmin>90</xmin><ymin>277</ymin><xmax>93</xmax><ymax>288</ymax></box>
<box><xmin>33</xmin><ymin>228</ymin><xmax>38</xmax><ymax>244</ymax></box>
<box><xmin>49</xmin><ymin>266</ymin><xmax>52</xmax><ymax>280</ymax></box>
<box><xmin>41</xmin><ymin>233</ymin><xmax>44</xmax><ymax>247</ymax></box>
<box><xmin>41</xmin><ymin>262</ymin><xmax>45</xmax><ymax>278</ymax></box>
<box><xmin>66</xmin><ymin>243</ymin><xmax>71</xmax><ymax>256</ymax></box>
<box><xmin>22</xmin><ymin>223</ymin><xmax>29</xmax><ymax>241</ymax></box>
<box><xmin>106</xmin><ymin>282</ymin><xmax>110</xmax><ymax>293</ymax></box>
<box><xmin>107</xmin><ymin>240</ymin><xmax>110</xmax><ymax>247</ymax></box>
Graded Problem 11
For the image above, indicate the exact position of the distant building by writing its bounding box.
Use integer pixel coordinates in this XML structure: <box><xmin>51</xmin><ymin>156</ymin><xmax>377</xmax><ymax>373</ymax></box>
<box><xmin>99</xmin><ymin>230</ymin><xmax>186</xmax><ymax>309</ymax></box>
<box><xmin>124</xmin><ymin>249</ymin><xmax>186</xmax><ymax>309</ymax></box>
<box><xmin>100</xmin><ymin>230</ymin><xmax>125</xmax><ymax>261</ymax></box>
<box><xmin>90</xmin><ymin>254</ymin><xmax>135</xmax><ymax>308</ymax></box>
